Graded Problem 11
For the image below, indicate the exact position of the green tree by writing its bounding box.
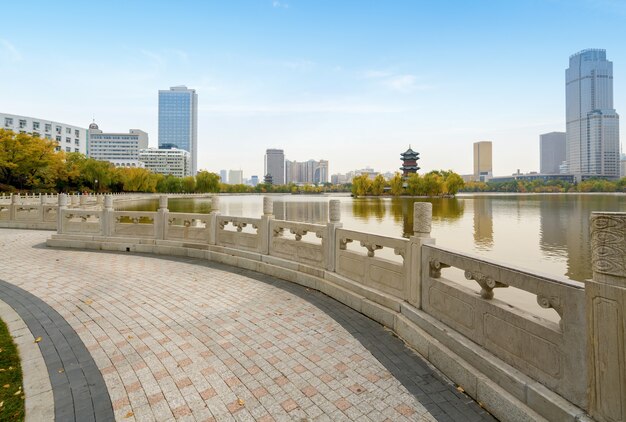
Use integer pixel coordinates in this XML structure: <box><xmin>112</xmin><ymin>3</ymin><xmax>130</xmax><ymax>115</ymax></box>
<box><xmin>195</xmin><ymin>171</ymin><xmax>220</xmax><ymax>192</ymax></box>
<box><xmin>351</xmin><ymin>174</ymin><xmax>372</xmax><ymax>196</ymax></box>
<box><xmin>406</xmin><ymin>173</ymin><xmax>424</xmax><ymax>195</ymax></box>
<box><xmin>389</xmin><ymin>172</ymin><xmax>404</xmax><ymax>196</ymax></box>
<box><xmin>443</xmin><ymin>172</ymin><xmax>464</xmax><ymax>195</ymax></box>
<box><xmin>371</xmin><ymin>174</ymin><xmax>386</xmax><ymax>196</ymax></box>
<box><xmin>181</xmin><ymin>176</ymin><xmax>196</xmax><ymax>192</ymax></box>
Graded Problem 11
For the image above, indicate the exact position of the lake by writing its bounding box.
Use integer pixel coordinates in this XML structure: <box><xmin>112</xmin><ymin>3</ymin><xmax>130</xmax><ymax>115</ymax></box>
<box><xmin>118</xmin><ymin>193</ymin><xmax>626</xmax><ymax>284</ymax></box>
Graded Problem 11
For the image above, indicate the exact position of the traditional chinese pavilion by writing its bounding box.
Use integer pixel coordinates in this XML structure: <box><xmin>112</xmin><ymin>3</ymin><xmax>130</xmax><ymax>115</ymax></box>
<box><xmin>400</xmin><ymin>146</ymin><xmax>420</xmax><ymax>176</ymax></box>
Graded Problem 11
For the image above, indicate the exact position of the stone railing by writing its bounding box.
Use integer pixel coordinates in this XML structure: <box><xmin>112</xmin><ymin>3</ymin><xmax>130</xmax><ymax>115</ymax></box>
<box><xmin>43</xmin><ymin>195</ymin><xmax>626</xmax><ymax>422</ymax></box>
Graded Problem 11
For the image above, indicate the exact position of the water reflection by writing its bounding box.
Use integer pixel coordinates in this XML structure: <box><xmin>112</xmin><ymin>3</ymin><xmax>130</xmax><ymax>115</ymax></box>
<box><xmin>472</xmin><ymin>197</ymin><xmax>493</xmax><ymax>249</ymax></box>
<box><xmin>354</xmin><ymin>197</ymin><xmax>464</xmax><ymax>237</ymax></box>
<box><xmin>274</xmin><ymin>201</ymin><xmax>328</xmax><ymax>223</ymax></box>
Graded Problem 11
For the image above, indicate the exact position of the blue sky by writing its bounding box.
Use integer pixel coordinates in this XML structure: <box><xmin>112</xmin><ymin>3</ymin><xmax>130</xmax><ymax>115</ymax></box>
<box><xmin>1</xmin><ymin>0</ymin><xmax>625</xmax><ymax>178</ymax></box>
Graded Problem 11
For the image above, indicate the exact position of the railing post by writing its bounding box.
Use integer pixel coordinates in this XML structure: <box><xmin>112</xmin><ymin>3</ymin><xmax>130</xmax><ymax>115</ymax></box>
<box><xmin>156</xmin><ymin>195</ymin><xmax>168</xmax><ymax>240</ymax></box>
<box><xmin>208</xmin><ymin>196</ymin><xmax>220</xmax><ymax>245</ymax></box>
<box><xmin>102</xmin><ymin>195</ymin><xmax>114</xmax><ymax>236</ymax></box>
<box><xmin>407</xmin><ymin>202</ymin><xmax>435</xmax><ymax>307</ymax></box>
<box><xmin>9</xmin><ymin>194</ymin><xmax>17</xmax><ymax>221</ymax></box>
<box><xmin>57</xmin><ymin>193</ymin><xmax>68</xmax><ymax>234</ymax></box>
<box><xmin>70</xmin><ymin>194</ymin><xmax>79</xmax><ymax>208</ymax></box>
<box><xmin>39</xmin><ymin>194</ymin><xmax>46</xmax><ymax>222</ymax></box>
<box><xmin>326</xmin><ymin>200</ymin><xmax>342</xmax><ymax>271</ymax></box>
<box><xmin>260</xmin><ymin>196</ymin><xmax>273</xmax><ymax>254</ymax></box>
<box><xmin>587</xmin><ymin>211</ymin><xmax>626</xmax><ymax>421</ymax></box>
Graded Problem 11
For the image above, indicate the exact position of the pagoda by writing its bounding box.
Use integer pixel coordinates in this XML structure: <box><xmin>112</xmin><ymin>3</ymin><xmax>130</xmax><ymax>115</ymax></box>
<box><xmin>263</xmin><ymin>173</ymin><xmax>273</xmax><ymax>185</ymax></box>
<box><xmin>400</xmin><ymin>145</ymin><xmax>420</xmax><ymax>177</ymax></box>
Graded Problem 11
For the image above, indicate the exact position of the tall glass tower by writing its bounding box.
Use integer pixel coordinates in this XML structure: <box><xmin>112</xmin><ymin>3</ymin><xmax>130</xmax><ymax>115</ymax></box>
<box><xmin>566</xmin><ymin>49</ymin><xmax>620</xmax><ymax>180</ymax></box>
<box><xmin>158</xmin><ymin>86</ymin><xmax>198</xmax><ymax>175</ymax></box>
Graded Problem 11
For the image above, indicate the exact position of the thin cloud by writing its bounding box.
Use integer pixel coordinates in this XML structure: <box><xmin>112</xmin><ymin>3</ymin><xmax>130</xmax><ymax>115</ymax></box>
<box><xmin>363</xmin><ymin>69</ymin><xmax>433</xmax><ymax>93</ymax></box>
<box><xmin>0</xmin><ymin>39</ymin><xmax>22</xmax><ymax>62</ymax></box>
<box><xmin>273</xmin><ymin>1</ymin><xmax>289</xmax><ymax>8</ymax></box>
<box><xmin>140</xmin><ymin>49</ymin><xmax>165</xmax><ymax>66</ymax></box>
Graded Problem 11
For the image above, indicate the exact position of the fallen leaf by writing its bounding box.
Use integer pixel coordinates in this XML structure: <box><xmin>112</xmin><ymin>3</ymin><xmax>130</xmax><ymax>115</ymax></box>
<box><xmin>85</xmin><ymin>299</ymin><xmax>93</xmax><ymax>305</ymax></box>
<box><xmin>58</xmin><ymin>369</ymin><xmax>64</xmax><ymax>374</ymax></box>
<box><xmin>456</xmin><ymin>386</ymin><xmax>465</xmax><ymax>393</ymax></box>
<box><xmin>0</xmin><ymin>400</ymin><xmax>3</xmax><ymax>407</ymax></box>
<box><xmin>127</xmin><ymin>336</ymin><xmax>133</xmax><ymax>339</ymax></box>
<box><xmin>13</xmin><ymin>389</ymin><xmax>21</xmax><ymax>396</ymax></box>
<box><xmin>237</xmin><ymin>398</ymin><xmax>245</xmax><ymax>406</ymax></box>
<box><xmin>34</xmin><ymin>337</ymin><xmax>42</xmax><ymax>343</ymax></box>
<box><xmin>0</xmin><ymin>369</ymin><xmax>5</xmax><ymax>372</ymax></box>
<box><xmin>2</xmin><ymin>384</ymin><xmax>9</xmax><ymax>389</ymax></box>
<box><xmin>124</xmin><ymin>411</ymin><xmax>134</xmax><ymax>418</ymax></box>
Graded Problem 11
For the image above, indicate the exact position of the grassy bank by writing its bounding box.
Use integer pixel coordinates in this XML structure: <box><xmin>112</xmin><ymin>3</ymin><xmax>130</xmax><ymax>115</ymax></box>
<box><xmin>0</xmin><ymin>318</ymin><xmax>24</xmax><ymax>421</ymax></box>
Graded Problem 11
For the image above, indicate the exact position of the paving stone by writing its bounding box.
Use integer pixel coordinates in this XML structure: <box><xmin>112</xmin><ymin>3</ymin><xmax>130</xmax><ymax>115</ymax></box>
<box><xmin>0</xmin><ymin>229</ymin><xmax>494</xmax><ymax>421</ymax></box>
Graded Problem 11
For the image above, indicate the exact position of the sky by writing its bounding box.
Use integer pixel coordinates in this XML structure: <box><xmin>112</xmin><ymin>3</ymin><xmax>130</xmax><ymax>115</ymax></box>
<box><xmin>1</xmin><ymin>0</ymin><xmax>625</xmax><ymax>178</ymax></box>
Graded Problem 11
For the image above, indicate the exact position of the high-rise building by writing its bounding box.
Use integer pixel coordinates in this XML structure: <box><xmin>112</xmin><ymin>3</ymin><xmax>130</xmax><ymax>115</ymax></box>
<box><xmin>264</xmin><ymin>149</ymin><xmax>285</xmax><ymax>185</ymax></box>
<box><xmin>87</xmin><ymin>122</ymin><xmax>149</xmax><ymax>168</ymax></box>
<box><xmin>620</xmin><ymin>153</ymin><xmax>626</xmax><ymax>178</ymax></box>
<box><xmin>473</xmin><ymin>141</ymin><xmax>492</xmax><ymax>182</ymax></box>
<box><xmin>566</xmin><ymin>49</ymin><xmax>620</xmax><ymax>180</ymax></box>
<box><xmin>228</xmin><ymin>170</ymin><xmax>243</xmax><ymax>184</ymax></box>
<box><xmin>285</xmin><ymin>159</ymin><xmax>329</xmax><ymax>184</ymax></box>
<box><xmin>1</xmin><ymin>112</ymin><xmax>87</xmax><ymax>155</ymax></box>
<box><xmin>540</xmin><ymin>132</ymin><xmax>566</xmax><ymax>174</ymax></box>
<box><xmin>139</xmin><ymin>148</ymin><xmax>191</xmax><ymax>177</ymax></box>
<box><xmin>219</xmin><ymin>169</ymin><xmax>228</xmax><ymax>184</ymax></box>
<box><xmin>158</xmin><ymin>86</ymin><xmax>198</xmax><ymax>175</ymax></box>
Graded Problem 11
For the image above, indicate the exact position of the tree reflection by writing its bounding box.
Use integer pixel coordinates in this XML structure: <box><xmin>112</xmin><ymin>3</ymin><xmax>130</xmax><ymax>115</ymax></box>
<box><xmin>385</xmin><ymin>198</ymin><xmax>464</xmax><ymax>237</ymax></box>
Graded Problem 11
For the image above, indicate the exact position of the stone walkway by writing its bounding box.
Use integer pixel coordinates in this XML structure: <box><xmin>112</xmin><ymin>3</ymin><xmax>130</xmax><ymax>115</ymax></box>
<box><xmin>0</xmin><ymin>229</ymin><xmax>494</xmax><ymax>421</ymax></box>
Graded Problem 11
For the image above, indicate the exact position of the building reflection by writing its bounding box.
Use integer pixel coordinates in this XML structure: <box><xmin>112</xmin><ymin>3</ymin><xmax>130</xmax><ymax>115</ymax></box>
<box><xmin>472</xmin><ymin>197</ymin><xmax>493</xmax><ymax>249</ymax></box>
<box><xmin>539</xmin><ymin>195</ymin><xmax>623</xmax><ymax>282</ymax></box>
<box><xmin>274</xmin><ymin>201</ymin><xmax>328</xmax><ymax>223</ymax></box>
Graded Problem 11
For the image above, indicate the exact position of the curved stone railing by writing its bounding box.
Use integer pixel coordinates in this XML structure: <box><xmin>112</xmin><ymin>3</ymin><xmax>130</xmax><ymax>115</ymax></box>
<box><xmin>38</xmin><ymin>194</ymin><xmax>626</xmax><ymax>422</ymax></box>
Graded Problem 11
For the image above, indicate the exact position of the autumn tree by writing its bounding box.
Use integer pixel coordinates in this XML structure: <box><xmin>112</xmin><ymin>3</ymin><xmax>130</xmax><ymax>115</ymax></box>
<box><xmin>195</xmin><ymin>171</ymin><xmax>220</xmax><ymax>192</ymax></box>
<box><xmin>389</xmin><ymin>172</ymin><xmax>404</xmax><ymax>196</ymax></box>
<box><xmin>371</xmin><ymin>174</ymin><xmax>386</xmax><ymax>196</ymax></box>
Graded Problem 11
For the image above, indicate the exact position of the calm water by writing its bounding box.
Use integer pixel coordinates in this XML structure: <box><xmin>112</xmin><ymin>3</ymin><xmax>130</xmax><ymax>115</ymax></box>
<box><xmin>119</xmin><ymin>193</ymin><xmax>626</xmax><ymax>283</ymax></box>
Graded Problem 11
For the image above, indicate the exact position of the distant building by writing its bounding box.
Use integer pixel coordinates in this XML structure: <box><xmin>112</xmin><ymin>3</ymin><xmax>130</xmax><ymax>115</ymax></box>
<box><xmin>400</xmin><ymin>146</ymin><xmax>420</xmax><ymax>177</ymax></box>
<box><xmin>139</xmin><ymin>148</ymin><xmax>191</xmax><ymax>177</ymax></box>
<box><xmin>1</xmin><ymin>112</ymin><xmax>87</xmax><ymax>154</ymax></box>
<box><xmin>621</xmin><ymin>153</ymin><xmax>626</xmax><ymax>178</ymax></box>
<box><xmin>566</xmin><ymin>49</ymin><xmax>620</xmax><ymax>180</ymax></box>
<box><xmin>219</xmin><ymin>169</ymin><xmax>228</xmax><ymax>184</ymax></box>
<box><xmin>250</xmin><ymin>175</ymin><xmax>259</xmax><ymax>186</ymax></box>
<box><xmin>158</xmin><ymin>86</ymin><xmax>198</xmax><ymax>175</ymax></box>
<box><xmin>540</xmin><ymin>132</ymin><xmax>566</xmax><ymax>174</ymax></box>
<box><xmin>473</xmin><ymin>141</ymin><xmax>492</xmax><ymax>182</ymax></box>
<box><xmin>264</xmin><ymin>149</ymin><xmax>285</xmax><ymax>185</ymax></box>
<box><xmin>87</xmin><ymin>122</ymin><xmax>148</xmax><ymax>168</ymax></box>
<box><xmin>229</xmin><ymin>170</ymin><xmax>243</xmax><ymax>184</ymax></box>
<box><xmin>285</xmin><ymin>159</ymin><xmax>329</xmax><ymax>184</ymax></box>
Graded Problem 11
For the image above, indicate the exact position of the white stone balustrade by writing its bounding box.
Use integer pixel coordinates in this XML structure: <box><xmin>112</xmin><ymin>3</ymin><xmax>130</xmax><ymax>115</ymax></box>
<box><xmin>42</xmin><ymin>198</ymin><xmax>623</xmax><ymax>422</ymax></box>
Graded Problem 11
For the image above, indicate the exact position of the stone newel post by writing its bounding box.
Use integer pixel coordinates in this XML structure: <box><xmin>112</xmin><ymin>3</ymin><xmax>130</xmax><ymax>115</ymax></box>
<box><xmin>70</xmin><ymin>194</ymin><xmax>79</xmax><ymax>208</ymax></box>
<box><xmin>9</xmin><ymin>194</ymin><xmax>17</xmax><ymax>221</ymax></box>
<box><xmin>57</xmin><ymin>193</ymin><xmax>68</xmax><ymax>233</ymax></box>
<box><xmin>208</xmin><ymin>196</ymin><xmax>220</xmax><ymax>245</ymax></box>
<box><xmin>407</xmin><ymin>202</ymin><xmax>435</xmax><ymax>307</ymax></box>
<box><xmin>156</xmin><ymin>195</ymin><xmax>168</xmax><ymax>240</ymax></box>
<box><xmin>327</xmin><ymin>200</ymin><xmax>342</xmax><ymax>271</ymax></box>
<box><xmin>587</xmin><ymin>212</ymin><xmax>626</xmax><ymax>422</ymax></box>
<box><xmin>102</xmin><ymin>195</ymin><xmax>114</xmax><ymax>236</ymax></box>
<box><xmin>260</xmin><ymin>197</ymin><xmax>273</xmax><ymax>254</ymax></box>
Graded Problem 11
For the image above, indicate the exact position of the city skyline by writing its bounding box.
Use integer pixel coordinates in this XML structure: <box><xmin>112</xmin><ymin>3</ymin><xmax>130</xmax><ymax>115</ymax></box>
<box><xmin>1</xmin><ymin>1</ymin><xmax>625</xmax><ymax>178</ymax></box>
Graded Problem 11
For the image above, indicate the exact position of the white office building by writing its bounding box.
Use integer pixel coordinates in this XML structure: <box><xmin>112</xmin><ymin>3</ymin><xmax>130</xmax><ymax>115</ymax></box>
<box><xmin>566</xmin><ymin>49</ymin><xmax>620</xmax><ymax>180</ymax></box>
<box><xmin>139</xmin><ymin>148</ymin><xmax>191</xmax><ymax>177</ymax></box>
<box><xmin>540</xmin><ymin>132</ymin><xmax>566</xmax><ymax>174</ymax></box>
<box><xmin>1</xmin><ymin>112</ymin><xmax>87</xmax><ymax>154</ymax></box>
<box><xmin>228</xmin><ymin>170</ymin><xmax>243</xmax><ymax>184</ymax></box>
<box><xmin>87</xmin><ymin>122</ymin><xmax>148</xmax><ymax>167</ymax></box>
<box><xmin>285</xmin><ymin>159</ymin><xmax>329</xmax><ymax>184</ymax></box>
<box><xmin>264</xmin><ymin>149</ymin><xmax>285</xmax><ymax>185</ymax></box>
<box><xmin>158</xmin><ymin>86</ymin><xmax>198</xmax><ymax>175</ymax></box>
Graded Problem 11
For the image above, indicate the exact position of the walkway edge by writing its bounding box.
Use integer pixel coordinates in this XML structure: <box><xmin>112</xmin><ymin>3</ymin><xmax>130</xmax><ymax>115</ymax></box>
<box><xmin>0</xmin><ymin>298</ymin><xmax>54</xmax><ymax>422</ymax></box>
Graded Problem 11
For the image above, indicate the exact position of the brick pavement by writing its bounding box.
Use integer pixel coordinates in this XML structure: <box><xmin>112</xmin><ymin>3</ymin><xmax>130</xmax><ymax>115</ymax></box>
<box><xmin>0</xmin><ymin>229</ymin><xmax>493</xmax><ymax>421</ymax></box>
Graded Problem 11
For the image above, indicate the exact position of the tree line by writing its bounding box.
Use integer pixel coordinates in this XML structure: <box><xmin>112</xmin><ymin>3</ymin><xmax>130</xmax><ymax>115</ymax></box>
<box><xmin>351</xmin><ymin>171</ymin><xmax>465</xmax><ymax>197</ymax></box>
<box><xmin>0</xmin><ymin>129</ymin><xmax>342</xmax><ymax>194</ymax></box>
<box><xmin>463</xmin><ymin>178</ymin><xmax>626</xmax><ymax>193</ymax></box>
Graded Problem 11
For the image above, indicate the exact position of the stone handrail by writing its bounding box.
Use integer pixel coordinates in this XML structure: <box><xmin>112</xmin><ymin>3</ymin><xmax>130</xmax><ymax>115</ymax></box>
<box><xmin>42</xmin><ymin>195</ymin><xmax>626</xmax><ymax>421</ymax></box>
<box><xmin>421</xmin><ymin>243</ymin><xmax>586</xmax><ymax>407</ymax></box>
<box><xmin>269</xmin><ymin>219</ymin><xmax>328</xmax><ymax>268</ymax></box>
<box><xmin>335</xmin><ymin>228</ymin><xmax>410</xmax><ymax>300</ymax></box>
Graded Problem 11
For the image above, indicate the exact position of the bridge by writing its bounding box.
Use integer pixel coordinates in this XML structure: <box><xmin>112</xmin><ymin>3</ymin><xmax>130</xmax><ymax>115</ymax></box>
<box><xmin>1</xmin><ymin>193</ymin><xmax>624</xmax><ymax>421</ymax></box>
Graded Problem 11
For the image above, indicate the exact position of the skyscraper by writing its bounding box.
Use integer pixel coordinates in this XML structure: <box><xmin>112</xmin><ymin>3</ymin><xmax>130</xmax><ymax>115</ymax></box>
<box><xmin>158</xmin><ymin>86</ymin><xmax>198</xmax><ymax>175</ymax></box>
<box><xmin>566</xmin><ymin>49</ymin><xmax>620</xmax><ymax>180</ymax></box>
<box><xmin>540</xmin><ymin>132</ymin><xmax>566</xmax><ymax>174</ymax></box>
<box><xmin>473</xmin><ymin>141</ymin><xmax>492</xmax><ymax>182</ymax></box>
<box><xmin>264</xmin><ymin>149</ymin><xmax>285</xmax><ymax>185</ymax></box>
